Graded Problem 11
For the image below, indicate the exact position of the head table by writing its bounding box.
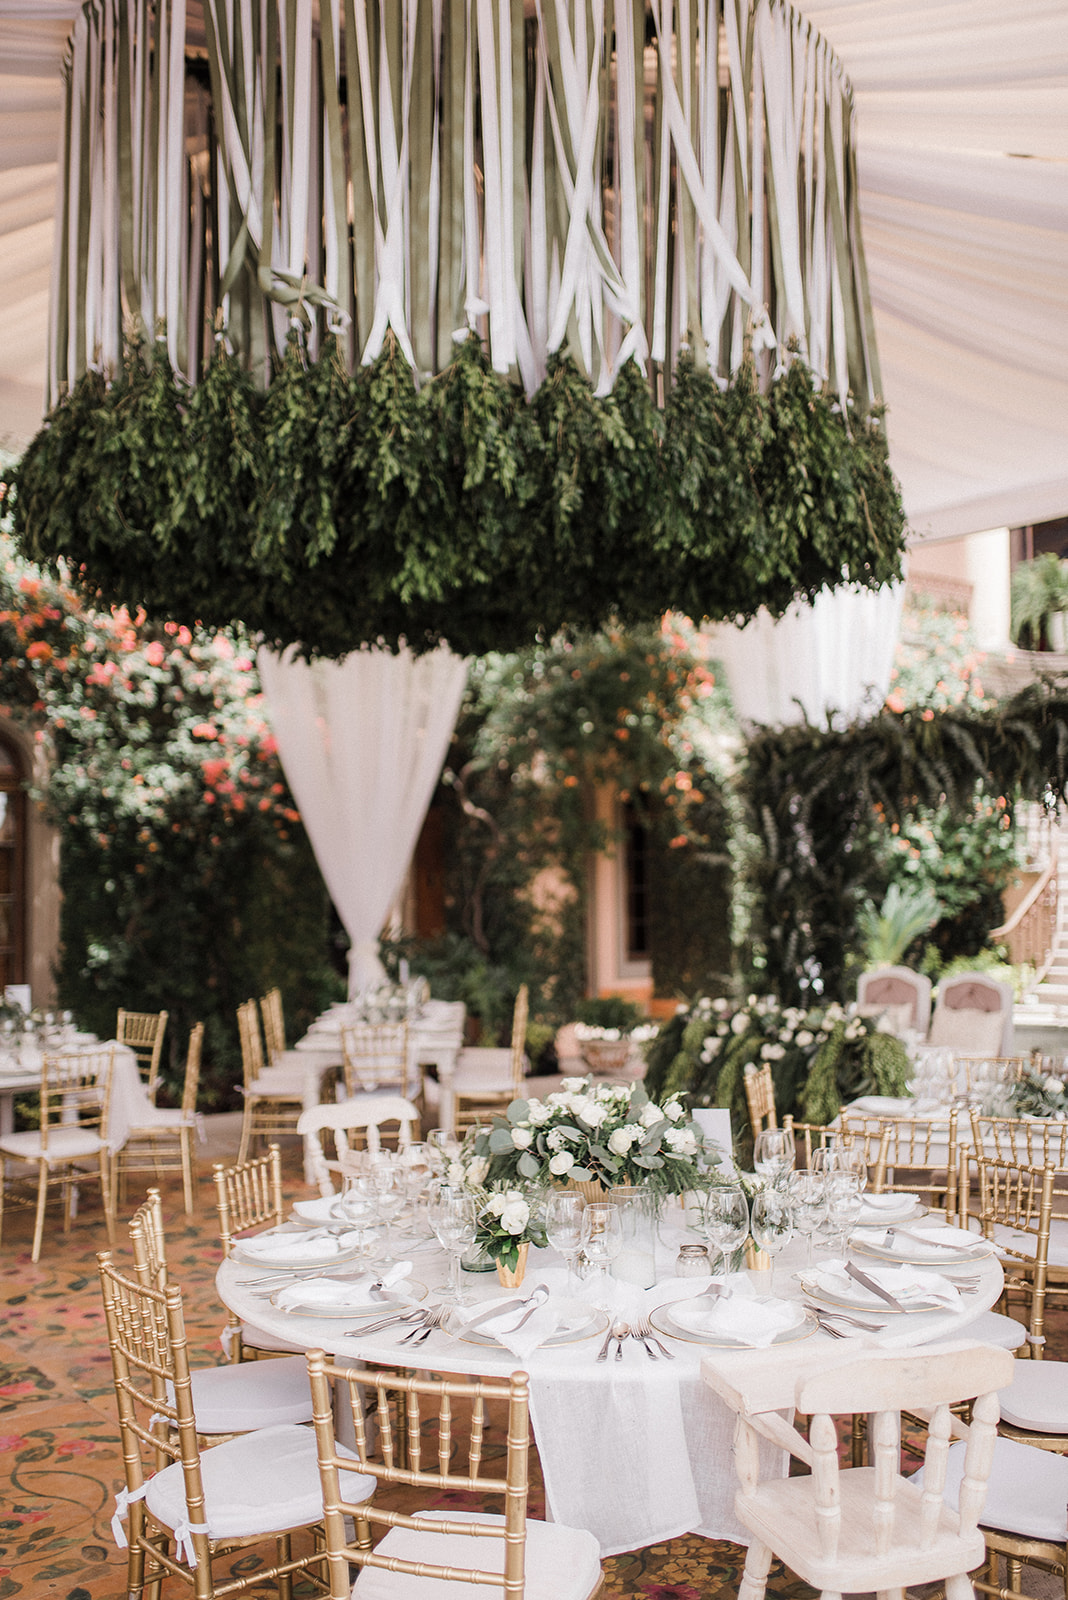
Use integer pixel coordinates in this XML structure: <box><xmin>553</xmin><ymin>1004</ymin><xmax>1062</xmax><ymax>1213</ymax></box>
<box><xmin>217</xmin><ymin>1208</ymin><xmax>1004</xmax><ymax>1558</ymax></box>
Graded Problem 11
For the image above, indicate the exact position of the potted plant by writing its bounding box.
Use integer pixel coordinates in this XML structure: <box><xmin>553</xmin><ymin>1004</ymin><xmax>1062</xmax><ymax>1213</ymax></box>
<box><xmin>1011</xmin><ymin>552</ymin><xmax>1068</xmax><ymax>652</ymax></box>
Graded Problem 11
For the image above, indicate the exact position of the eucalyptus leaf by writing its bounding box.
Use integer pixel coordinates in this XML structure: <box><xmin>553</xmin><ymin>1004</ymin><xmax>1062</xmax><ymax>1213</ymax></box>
<box><xmin>517</xmin><ymin>1150</ymin><xmax>541</xmax><ymax>1179</ymax></box>
<box><xmin>507</xmin><ymin>1099</ymin><xmax>530</xmax><ymax>1124</ymax></box>
<box><xmin>489</xmin><ymin>1127</ymin><xmax>517</xmax><ymax>1155</ymax></box>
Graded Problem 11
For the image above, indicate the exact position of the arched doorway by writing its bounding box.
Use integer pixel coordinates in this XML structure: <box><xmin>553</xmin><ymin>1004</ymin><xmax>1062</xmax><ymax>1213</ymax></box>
<box><xmin>0</xmin><ymin>734</ymin><xmax>26</xmax><ymax>989</ymax></box>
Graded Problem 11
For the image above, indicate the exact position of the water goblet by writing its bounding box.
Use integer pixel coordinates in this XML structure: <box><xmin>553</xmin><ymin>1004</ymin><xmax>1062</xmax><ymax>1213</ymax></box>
<box><xmin>428</xmin><ymin>1189</ymin><xmax>478</xmax><ymax>1304</ymax></box>
<box><xmin>700</xmin><ymin>1184</ymin><xmax>750</xmax><ymax>1277</ymax></box>
<box><xmin>335</xmin><ymin>1171</ymin><xmax>380</xmax><ymax>1258</ymax></box>
<box><xmin>749</xmin><ymin>1184</ymin><xmax>794</xmax><ymax>1290</ymax></box>
<box><xmin>545</xmin><ymin>1193</ymin><xmax>585</xmax><ymax>1292</ymax></box>
<box><xmin>788</xmin><ymin>1169</ymin><xmax>826</xmax><ymax>1265</ymax></box>
<box><xmin>580</xmin><ymin>1203</ymin><xmax>623</xmax><ymax>1306</ymax></box>
<box><xmin>753</xmin><ymin>1127</ymin><xmax>796</xmax><ymax>1186</ymax></box>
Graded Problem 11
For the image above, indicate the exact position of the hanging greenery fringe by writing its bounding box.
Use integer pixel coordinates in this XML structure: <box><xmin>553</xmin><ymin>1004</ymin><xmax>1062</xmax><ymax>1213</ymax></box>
<box><xmin>13</xmin><ymin>334</ymin><xmax>903</xmax><ymax>657</ymax></box>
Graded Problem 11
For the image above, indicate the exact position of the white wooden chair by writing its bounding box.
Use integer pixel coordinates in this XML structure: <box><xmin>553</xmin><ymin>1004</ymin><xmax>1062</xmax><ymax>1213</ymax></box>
<box><xmin>857</xmin><ymin>965</ymin><xmax>932</xmax><ymax>1035</ymax></box>
<box><xmin>306</xmin><ymin>1349</ymin><xmax>604</xmax><ymax>1600</ymax></box>
<box><xmin>929</xmin><ymin>972</ymin><xmax>1014</xmax><ymax>1056</ymax></box>
<box><xmin>703</xmin><ymin>1340</ymin><xmax>1012</xmax><ymax>1600</ymax></box>
<box><xmin>296</xmin><ymin>1096</ymin><xmax>419</xmax><ymax>1191</ymax></box>
<box><xmin>449</xmin><ymin>984</ymin><xmax>529</xmax><ymax>1134</ymax></box>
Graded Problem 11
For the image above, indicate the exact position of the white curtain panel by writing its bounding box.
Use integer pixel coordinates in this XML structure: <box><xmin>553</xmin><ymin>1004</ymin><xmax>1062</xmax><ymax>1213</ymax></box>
<box><xmin>706</xmin><ymin>582</ymin><xmax>905</xmax><ymax>728</ymax></box>
<box><xmin>257</xmin><ymin>645</ymin><xmax>468</xmax><ymax>993</ymax></box>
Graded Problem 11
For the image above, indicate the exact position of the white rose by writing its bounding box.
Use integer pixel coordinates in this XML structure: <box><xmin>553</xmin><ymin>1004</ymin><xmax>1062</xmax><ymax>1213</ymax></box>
<box><xmin>527</xmin><ymin>1101</ymin><xmax>551</xmax><ymax>1125</ymax></box>
<box><xmin>1044</xmin><ymin>1076</ymin><xmax>1064</xmax><ymax>1094</ymax></box>
<box><xmin>511</xmin><ymin>1127</ymin><xmax>534</xmax><ymax>1149</ymax></box>
<box><xmin>500</xmin><ymin>1200</ymin><xmax>529</xmax><ymax>1234</ymax></box>
<box><xmin>665</xmin><ymin>1127</ymin><xmax>697</xmax><ymax>1156</ymax></box>
<box><xmin>663</xmin><ymin>1099</ymin><xmax>684</xmax><ymax>1122</ymax></box>
<box><xmin>466</xmin><ymin>1157</ymin><xmax>489</xmax><ymax>1186</ymax></box>
<box><xmin>560</xmin><ymin>1077</ymin><xmax>587</xmax><ymax>1092</ymax></box>
<box><xmin>844</xmin><ymin>1020</ymin><xmax>863</xmax><ymax>1041</ymax></box>
<box><xmin>731</xmin><ymin>1013</ymin><xmax>750</xmax><ymax>1035</ymax></box>
<box><xmin>549</xmin><ymin>1150</ymin><xmax>575</xmax><ymax>1176</ymax></box>
<box><xmin>445</xmin><ymin>1160</ymin><xmax>466</xmax><ymax>1185</ymax></box>
<box><xmin>639</xmin><ymin>1102</ymin><xmax>662</xmax><ymax>1128</ymax></box>
<box><xmin>578</xmin><ymin>1101</ymin><xmax>608</xmax><ymax>1128</ymax></box>
<box><xmin>485</xmin><ymin>1193</ymin><xmax>507</xmax><ymax>1217</ymax></box>
<box><xmin>761</xmin><ymin>1042</ymin><xmax>785</xmax><ymax>1060</ymax></box>
<box><xmin>608</xmin><ymin>1124</ymin><xmax>640</xmax><ymax>1155</ymax></box>
<box><xmin>796</xmin><ymin>1030</ymin><xmax>814</xmax><ymax>1047</ymax></box>
<box><xmin>546</xmin><ymin>1128</ymin><xmax>566</xmax><ymax>1151</ymax></box>
<box><xmin>712</xmin><ymin>998</ymin><xmax>729</xmax><ymax>1014</ymax></box>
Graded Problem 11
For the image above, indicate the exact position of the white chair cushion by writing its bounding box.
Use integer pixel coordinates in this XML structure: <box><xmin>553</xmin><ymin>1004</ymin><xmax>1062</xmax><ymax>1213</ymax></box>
<box><xmin>453</xmin><ymin>1049</ymin><xmax>515</xmax><ymax>1093</ymax></box>
<box><xmin>0</xmin><ymin>1128</ymin><xmax>106</xmax><ymax>1160</ymax></box>
<box><xmin>991</xmin><ymin>1217</ymin><xmax>1068</xmax><ymax>1269</ymax></box>
<box><xmin>999</xmin><ymin>1357</ymin><xmax>1068</xmax><ymax>1431</ymax></box>
<box><xmin>925</xmin><ymin>1436</ymin><xmax>1068</xmax><ymax>1542</ymax></box>
<box><xmin>943</xmin><ymin>1311</ymin><xmax>1027</xmax><ymax>1352</ymax></box>
<box><xmin>175</xmin><ymin>1354</ymin><xmax>314</xmax><ymax>1434</ymax></box>
<box><xmin>240</xmin><ymin>1321</ymin><xmax>307</xmax><ymax>1356</ymax></box>
<box><xmin>144</xmin><ymin>1423</ymin><xmax>374</xmax><ymax>1545</ymax></box>
<box><xmin>351</xmin><ymin>1508</ymin><xmax>602</xmax><ymax>1600</ymax></box>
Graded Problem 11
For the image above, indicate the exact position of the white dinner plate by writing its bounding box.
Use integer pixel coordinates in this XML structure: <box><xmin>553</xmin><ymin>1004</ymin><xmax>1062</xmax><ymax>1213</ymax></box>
<box><xmin>850</xmin><ymin>1228</ymin><xmax>992</xmax><ymax>1266</ymax></box>
<box><xmin>457</xmin><ymin>1307</ymin><xmax>609</xmax><ymax>1349</ymax></box>
<box><xmin>232</xmin><ymin>1229</ymin><xmax>366</xmax><ymax>1270</ymax></box>
<box><xmin>797</xmin><ymin>1270</ymin><xmax>945</xmax><ymax>1315</ymax></box>
<box><xmin>270</xmin><ymin>1280</ymin><xmax>429</xmax><ymax>1318</ymax></box>
<box><xmin>650</xmin><ymin>1301</ymin><xmax>817</xmax><ymax>1348</ymax></box>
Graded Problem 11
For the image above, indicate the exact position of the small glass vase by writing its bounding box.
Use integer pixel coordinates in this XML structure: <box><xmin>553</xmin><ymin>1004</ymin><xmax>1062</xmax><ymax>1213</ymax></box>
<box><xmin>496</xmin><ymin>1241</ymin><xmax>529</xmax><ymax>1288</ymax></box>
<box><xmin>460</xmin><ymin>1240</ymin><xmax>498</xmax><ymax>1273</ymax></box>
<box><xmin>608</xmin><ymin>1184</ymin><xmax>657</xmax><ymax>1289</ymax></box>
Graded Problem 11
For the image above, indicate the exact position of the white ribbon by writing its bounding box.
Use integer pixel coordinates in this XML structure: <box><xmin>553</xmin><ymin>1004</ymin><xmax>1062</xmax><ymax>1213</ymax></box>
<box><xmin>111</xmin><ymin>1482</ymin><xmax>148</xmax><ymax>1547</ymax></box>
<box><xmin>173</xmin><ymin>1514</ymin><xmax>212</xmax><ymax>1567</ymax></box>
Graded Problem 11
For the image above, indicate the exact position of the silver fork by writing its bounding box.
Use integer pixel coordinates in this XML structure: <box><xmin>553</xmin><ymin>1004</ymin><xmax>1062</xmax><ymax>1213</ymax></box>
<box><xmin>398</xmin><ymin>1307</ymin><xmax>447</xmax><ymax>1346</ymax></box>
<box><xmin>634</xmin><ymin>1315</ymin><xmax>674</xmax><ymax>1360</ymax></box>
<box><xmin>806</xmin><ymin>1304</ymin><xmax>884</xmax><ymax>1332</ymax></box>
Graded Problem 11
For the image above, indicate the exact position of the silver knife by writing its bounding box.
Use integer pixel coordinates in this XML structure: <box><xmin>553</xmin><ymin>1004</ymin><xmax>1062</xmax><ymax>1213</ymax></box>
<box><xmin>845</xmin><ymin>1260</ymin><xmax>909</xmax><ymax>1312</ymax></box>
<box><xmin>464</xmin><ymin>1296</ymin><xmax>528</xmax><ymax>1332</ymax></box>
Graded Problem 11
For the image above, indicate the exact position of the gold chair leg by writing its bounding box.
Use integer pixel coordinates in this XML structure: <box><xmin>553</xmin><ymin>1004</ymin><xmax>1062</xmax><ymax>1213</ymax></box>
<box><xmin>31</xmin><ymin>1160</ymin><xmax>48</xmax><ymax>1262</ymax></box>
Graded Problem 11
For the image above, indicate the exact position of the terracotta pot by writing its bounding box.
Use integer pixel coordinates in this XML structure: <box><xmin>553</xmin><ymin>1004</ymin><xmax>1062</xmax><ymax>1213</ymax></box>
<box><xmin>496</xmin><ymin>1241</ymin><xmax>529</xmax><ymax>1288</ymax></box>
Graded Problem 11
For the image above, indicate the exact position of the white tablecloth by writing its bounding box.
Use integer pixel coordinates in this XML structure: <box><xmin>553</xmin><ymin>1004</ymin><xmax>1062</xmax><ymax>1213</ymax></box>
<box><xmin>216</xmin><ymin>1213</ymin><xmax>1003</xmax><ymax>1557</ymax></box>
<box><xmin>0</xmin><ymin>1037</ymin><xmax>146</xmax><ymax>1148</ymax></box>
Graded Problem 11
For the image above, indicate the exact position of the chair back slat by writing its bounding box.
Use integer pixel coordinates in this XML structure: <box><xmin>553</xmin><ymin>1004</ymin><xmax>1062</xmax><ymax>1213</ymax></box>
<box><xmin>340</xmin><ymin>1023</ymin><xmax>410</xmax><ymax>1097</ymax></box>
<box><xmin>213</xmin><ymin>1143</ymin><xmax>284</xmax><ymax>1252</ymax></box>
<box><xmin>744</xmin><ymin>1063</ymin><xmax>777</xmax><ymax>1136</ymax></box>
<box><xmin>236</xmin><ymin>1000</ymin><xmax>266</xmax><ymax>1087</ymax></box>
<box><xmin>40</xmin><ymin>1046</ymin><xmax>115</xmax><ymax>1150</ymax></box>
<box><xmin>259</xmin><ymin>988</ymin><xmax>287</xmax><ymax>1061</ymax></box>
<box><xmin>116</xmin><ymin>1009</ymin><xmax>169</xmax><ymax>1096</ymax></box>
<box><xmin>974</xmin><ymin>1151</ymin><xmax>1055</xmax><ymax>1349</ymax></box>
<box><xmin>130</xmin><ymin>1187</ymin><xmax>168</xmax><ymax>1290</ymax></box>
<box><xmin>181</xmin><ymin>1023</ymin><xmax>204</xmax><ymax>1118</ymax></box>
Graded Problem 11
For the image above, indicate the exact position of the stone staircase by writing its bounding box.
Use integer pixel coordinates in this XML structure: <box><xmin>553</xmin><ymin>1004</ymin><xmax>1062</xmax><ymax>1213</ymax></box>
<box><xmin>1012</xmin><ymin>809</ymin><xmax>1068</xmax><ymax>1046</ymax></box>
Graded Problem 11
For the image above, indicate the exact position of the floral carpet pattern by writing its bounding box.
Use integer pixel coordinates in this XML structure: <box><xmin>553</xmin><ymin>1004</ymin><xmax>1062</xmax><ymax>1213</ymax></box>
<box><xmin>0</xmin><ymin>1147</ymin><xmax>1054</xmax><ymax>1599</ymax></box>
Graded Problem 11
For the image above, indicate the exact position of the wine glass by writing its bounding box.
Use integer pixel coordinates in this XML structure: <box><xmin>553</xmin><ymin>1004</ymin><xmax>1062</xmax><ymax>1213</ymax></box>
<box><xmin>700</xmin><ymin>1184</ymin><xmax>750</xmax><ymax>1277</ymax></box>
<box><xmin>749</xmin><ymin>1185</ymin><xmax>794</xmax><ymax>1290</ymax></box>
<box><xmin>428</xmin><ymin>1189</ymin><xmax>477</xmax><ymax>1304</ymax></box>
<box><xmin>545</xmin><ymin>1193</ymin><xmax>585</xmax><ymax>1292</ymax></box>
<box><xmin>334</xmin><ymin>1171</ymin><xmax>380</xmax><ymax>1258</ymax></box>
<box><xmin>580</xmin><ymin>1203</ymin><xmax>623</xmax><ymax>1305</ymax></box>
<box><xmin>426</xmin><ymin>1128</ymin><xmax>461</xmax><ymax>1175</ymax></box>
<box><xmin>753</xmin><ymin>1128</ymin><xmax>796</xmax><ymax>1186</ymax></box>
<box><xmin>788</xmin><ymin>1169</ymin><xmax>826</xmax><ymax>1265</ymax></box>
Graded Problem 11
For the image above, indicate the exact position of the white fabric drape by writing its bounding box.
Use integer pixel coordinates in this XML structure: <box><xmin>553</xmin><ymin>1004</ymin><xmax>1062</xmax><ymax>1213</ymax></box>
<box><xmin>257</xmin><ymin>645</ymin><xmax>468</xmax><ymax>994</ymax></box>
<box><xmin>706</xmin><ymin>583</ymin><xmax>906</xmax><ymax>728</ymax></box>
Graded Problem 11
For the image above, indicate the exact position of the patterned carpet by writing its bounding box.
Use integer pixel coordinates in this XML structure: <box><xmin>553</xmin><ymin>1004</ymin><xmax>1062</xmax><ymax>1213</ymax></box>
<box><xmin>0</xmin><ymin>1139</ymin><xmax>1050</xmax><ymax>1600</ymax></box>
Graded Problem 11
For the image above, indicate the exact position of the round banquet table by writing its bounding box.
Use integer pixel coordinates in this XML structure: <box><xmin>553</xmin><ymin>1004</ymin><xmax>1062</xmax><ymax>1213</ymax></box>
<box><xmin>217</xmin><ymin>1215</ymin><xmax>1004</xmax><ymax>1558</ymax></box>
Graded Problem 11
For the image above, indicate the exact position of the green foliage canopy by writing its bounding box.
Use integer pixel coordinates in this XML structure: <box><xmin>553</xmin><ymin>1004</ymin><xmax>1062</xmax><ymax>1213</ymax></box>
<box><xmin>11</xmin><ymin>336</ymin><xmax>906</xmax><ymax>659</ymax></box>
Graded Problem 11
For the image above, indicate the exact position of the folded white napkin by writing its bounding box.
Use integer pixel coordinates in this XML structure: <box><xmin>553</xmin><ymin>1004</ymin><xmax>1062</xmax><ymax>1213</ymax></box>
<box><xmin>452</xmin><ymin>1289</ymin><xmax>570</xmax><ymax>1360</ymax></box>
<box><xmin>880</xmin><ymin>1223</ymin><xmax>987</xmax><ymax>1259</ymax></box>
<box><xmin>292</xmin><ymin>1196</ymin><xmax>346</xmax><ymax>1224</ymax></box>
<box><xmin>237</xmin><ymin>1228</ymin><xmax>361</xmax><ymax>1263</ymax></box>
<box><xmin>667</xmin><ymin>1281</ymin><xmax>804</xmax><ymax>1347</ymax></box>
<box><xmin>811</xmin><ymin>1259</ymin><xmax>961</xmax><ymax>1309</ymax></box>
<box><xmin>273</xmin><ymin>1264</ymin><xmax>413</xmax><ymax>1312</ymax></box>
<box><xmin>855</xmin><ymin>1194</ymin><xmax>919</xmax><ymax>1224</ymax></box>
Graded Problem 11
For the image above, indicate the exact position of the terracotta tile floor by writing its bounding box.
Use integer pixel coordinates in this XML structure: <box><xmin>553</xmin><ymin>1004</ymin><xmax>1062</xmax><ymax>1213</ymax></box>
<box><xmin>0</xmin><ymin>1131</ymin><xmax>1060</xmax><ymax>1599</ymax></box>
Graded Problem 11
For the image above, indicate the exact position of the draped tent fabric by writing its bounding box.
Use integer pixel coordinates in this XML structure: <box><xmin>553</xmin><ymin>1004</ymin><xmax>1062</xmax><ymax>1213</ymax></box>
<box><xmin>0</xmin><ymin>0</ymin><xmax>1065</xmax><ymax>538</ymax></box>
<box><xmin>256</xmin><ymin>644</ymin><xmax>469</xmax><ymax>993</ymax></box>
<box><xmin>705</xmin><ymin>583</ymin><xmax>905</xmax><ymax>729</ymax></box>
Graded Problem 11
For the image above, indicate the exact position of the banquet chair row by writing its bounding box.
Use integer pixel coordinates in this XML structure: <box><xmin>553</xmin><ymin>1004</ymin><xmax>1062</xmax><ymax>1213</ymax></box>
<box><xmin>236</xmin><ymin>997</ymin><xmax>308</xmax><ymax>1165</ymax></box>
<box><xmin>0</xmin><ymin>1043</ymin><xmax>118</xmax><ymax>1261</ymax></box>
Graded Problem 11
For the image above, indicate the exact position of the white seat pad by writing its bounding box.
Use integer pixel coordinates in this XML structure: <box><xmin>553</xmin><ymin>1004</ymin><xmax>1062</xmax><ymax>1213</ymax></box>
<box><xmin>144</xmin><ymin>1423</ymin><xmax>373</xmax><ymax>1544</ymax></box>
<box><xmin>0</xmin><ymin>1128</ymin><xmax>106</xmax><ymax>1160</ymax></box>
<box><xmin>991</xmin><ymin>1217</ymin><xmax>1068</xmax><ymax>1269</ymax></box>
<box><xmin>182</xmin><ymin>1354</ymin><xmax>314</xmax><ymax>1434</ymax></box>
<box><xmin>240</xmin><ymin>1321</ymin><xmax>306</xmax><ymax>1356</ymax></box>
<box><xmin>351</xmin><ymin>1508</ymin><xmax>601</xmax><ymax>1600</ymax></box>
<box><xmin>941</xmin><ymin>1311</ymin><xmax>1026</xmax><ymax>1351</ymax></box>
<box><xmin>999</xmin><ymin>1358</ymin><xmax>1068</xmax><ymax>1431</ymax></box>
<box><xmin>930</xmin><ymin>1437</ymin><xmax>1068</xmax><ymax>1542</ymax></box>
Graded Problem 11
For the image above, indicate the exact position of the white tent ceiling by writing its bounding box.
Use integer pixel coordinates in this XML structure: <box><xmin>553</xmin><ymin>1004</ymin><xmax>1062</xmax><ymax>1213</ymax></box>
<box><xmin>0</xmin><ymin>0</ymin><xmax>1065</xmax><ymax>543</ymax></box>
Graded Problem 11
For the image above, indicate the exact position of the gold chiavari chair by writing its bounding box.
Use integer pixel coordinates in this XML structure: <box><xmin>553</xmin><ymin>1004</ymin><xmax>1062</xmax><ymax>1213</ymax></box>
<box><xmin>117</xmin><ymin>1007</ymin><xmax>169</xmax><ymax>1100</ymax></box>
<box><xmin>127</xmin><ymin>1189</ymin><xmax>315</xmax><ymax>1440</ymax></box>
<box><xmin>0</xmin><ymin>1045</ymin><xmax>117</xmax><ymax>1261</ymax></box>
<box><xmin>969</xmin><ymin>1106</ymin><xmax>1068</xmax><ymax>1172</ymax></box>
<box><xmin>213</xmin><ymin>1144</ymin><xmax>303</xmax><ymax>1363</ymax></box>
<box><xmin>743</xmin><ymin>1062</ymin><xmax>777</xmax><ymax>1138</ymax></box>
<box><xmin>236</xmin><ymin>999</ymin><xmax>306</xmax><ymax>1164</ymax></box>
<box><xmin>306</xmin><ymin>1351</ymin><xmax>604</xmax><ymax>1600</ymax></box>
<box><xmin>339</xmin><ymin>1021</ymin><xmax>412</xmax><ymax>1101</ymax></box>
<box><xmin>840</xmin><ymin>1109</ymin><xmax>960</xmax><ymax>1219</ymax></box>
<box><xmin>259</xmin><ymin>987</ymin><xmax>287</xmax><ymax>1063</ymax></box>
<box><xmin>98</xmin><ymin>1251</ymin><xmax>372</xmax><ymax>1600</ymax></box>
<box><xmin>452</xmin><ymin>984</ymin><xmax>530</xmax><ymax>1135</ymax></box>
<box><xmin>782</xmin><ymin>1115</ymin><xmax>843</xmax><ymax>1170</ymax></box>
<box><xmin>115</xmin><ymin>1022</ymin><xmax>203</xmax><ymax>1214</ymax></box>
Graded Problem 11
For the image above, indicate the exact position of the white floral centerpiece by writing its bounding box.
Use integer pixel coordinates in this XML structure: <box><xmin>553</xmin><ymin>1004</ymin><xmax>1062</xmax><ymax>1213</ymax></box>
<box><xmin>472</xmin><ymin>1188</ymin><xmax>548</xmax><ymax>1275</ymax></box>
<box><xmin>464</xmin><ymin>1077</ymin><xmax>712</xmax><ymax>1197</ymax></box>
<box><xmin>1013</xmin><ymin>1072</ymin><xmax>1068</xmax><ymax>1119</ymax></box>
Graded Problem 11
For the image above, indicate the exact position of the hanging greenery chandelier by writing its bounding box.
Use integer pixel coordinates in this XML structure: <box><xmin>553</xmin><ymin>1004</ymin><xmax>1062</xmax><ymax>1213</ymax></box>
<box><xmin>12</xmin><ymin>0</ymin><xmax>905</xmax><ymax>657</ymax></box>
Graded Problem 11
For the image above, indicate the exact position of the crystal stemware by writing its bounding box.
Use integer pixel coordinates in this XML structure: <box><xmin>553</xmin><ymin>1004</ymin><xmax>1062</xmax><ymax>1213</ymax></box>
<box><xmin>428</xmin><ymin>1189</ymin><xmax>478</xmax><ymax>1304</ymax></box>
<box><xmin>545</xmin><ymin>1192</ymin><xmax>585</xmax><ymax>1292</ymax></box>
<box><xmin>700</xmin><ymin>1184</ymin><xmax>750</xmax><ymax>1277</ymax></box>
<box><xmin>749</xmin><ymin>1185</ymin><xmax>794</xmax><ymax>1290</ymax></box>
<box><xmin>753</xmin><ymin>1127</ymin><xmax>796</xmax><ymax>1186</ymax></box>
